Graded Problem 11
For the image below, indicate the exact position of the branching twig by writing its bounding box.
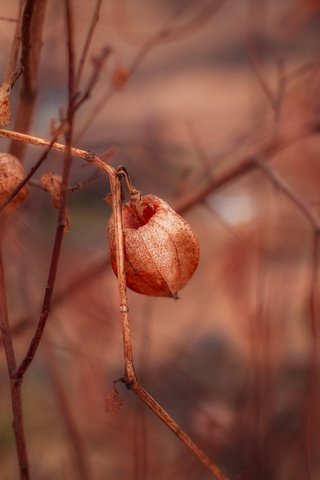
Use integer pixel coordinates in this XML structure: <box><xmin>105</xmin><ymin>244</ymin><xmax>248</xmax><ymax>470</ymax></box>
<box><xmin>75</xmin><ymin>0</ymin><xmax>225</xmax><ymax>141</ymax></box>
<box><xmin>113</xmin><ymin>0</ymin><xmax>225</xmax><ymax>45</ymax></box>
<box><xmin>73</xmin><ymin>47</ymin><xmax>112</xmax><ymax>112</ymax></box>
<box><xmin>253</xmin><ymin>157</ymin><xmax>320</xmax><ymax>232</ymax></box>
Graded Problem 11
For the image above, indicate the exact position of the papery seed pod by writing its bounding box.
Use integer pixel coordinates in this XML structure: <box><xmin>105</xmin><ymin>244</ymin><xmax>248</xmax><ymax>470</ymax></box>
<box><xmin>0</xmin><ymin>153</ymin><xmax>28</xmax><ymax>213</ymax></box>
<box><xmin>108</xmin><ymin>194</ymin><xmax>200</xmax><ymax>298</ymax></box>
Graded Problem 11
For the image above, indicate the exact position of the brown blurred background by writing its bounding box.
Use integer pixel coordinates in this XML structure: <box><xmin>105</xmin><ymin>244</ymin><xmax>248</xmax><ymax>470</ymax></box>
<box><xmin>1</xmin><ymin>1</ymin><xmax>320</xmax><ymax>479</ymax></box>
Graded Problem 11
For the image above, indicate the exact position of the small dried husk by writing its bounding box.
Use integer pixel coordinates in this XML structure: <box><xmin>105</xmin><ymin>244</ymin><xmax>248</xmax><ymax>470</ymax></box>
<box><xmin>40</xmin><ymin>172</ymin><xmax>62</xmax><ymax>208</ymax></box>
<box><xmin>108</xmin><ymin>194</ymin><xmax>200</xmax><ymax>298</ymax></box>
<box><xmin>0</xmin><ymin>153</ymin><xmax>28</xmax><ymax>213</ymax></box>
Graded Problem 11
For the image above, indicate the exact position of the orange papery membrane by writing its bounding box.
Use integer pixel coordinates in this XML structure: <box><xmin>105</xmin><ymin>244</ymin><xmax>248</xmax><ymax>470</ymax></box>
<box><xmin>0</xmin><ymin>153</ymin><xmax>28</xmax><ymax>213</ymax></box>
<box><xmin>108</xmin><ymin>194</ymin><xmax>200</xmax><ymax>298</ymax></box>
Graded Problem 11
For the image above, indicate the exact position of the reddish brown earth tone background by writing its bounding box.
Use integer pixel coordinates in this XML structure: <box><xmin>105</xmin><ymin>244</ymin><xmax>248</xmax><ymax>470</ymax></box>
<box><xmin>1</xmin><ymin>1</ymin><xmax>320</xmax><ymax>479</ymax></box>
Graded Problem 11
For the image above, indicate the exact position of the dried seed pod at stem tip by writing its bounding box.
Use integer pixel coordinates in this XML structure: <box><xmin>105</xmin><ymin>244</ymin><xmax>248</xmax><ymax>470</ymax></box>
<box><xmin>108</xmin><ymin>193</ymin><xmax>200</xmax><ymax>298</ymax></box>
<box><xmin>0</xmin><ymin>153</ymin><xmax>28</xmax><ymax>213</ymax></box>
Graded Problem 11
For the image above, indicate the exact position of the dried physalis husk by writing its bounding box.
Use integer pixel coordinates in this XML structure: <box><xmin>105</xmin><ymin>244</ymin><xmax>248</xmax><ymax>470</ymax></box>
<box><xmin>40</xmin><ymin>172</ymin><xmax>62</xmax><ymax>208</ymax></box>
<box><xmin>40</xmin><ymin>172</ymin><xmax>71</xmax><ymax>233</ymax></box>
<box><xmin>0</xmin><ymin>153</ymin><xmax>28</xmax><ymax>213</ymax></box>
<box><xmin>0</xmin><ymin>81</ymin><xmax>11</xmax><ymax>126</ymax></box>
<box><xmin>108</xmin><ymin>194</ymin><xmax>200</xmax><ymax>298</ymax></box>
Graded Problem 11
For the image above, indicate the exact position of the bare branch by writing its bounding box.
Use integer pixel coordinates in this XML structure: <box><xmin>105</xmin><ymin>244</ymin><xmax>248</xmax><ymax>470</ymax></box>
<box><xmin>75</xmin><ymin>0</ymin><xmax>103</xmax><ymax>89</ymax></box>
<box><xmin>4</xmin><ymin>0</ymin><xmax>24</xmax><ymax>83</ymax></box>
<box><xmin>113</xmin><ymin>0</ymin><xmax>226</xmax><ymax>45</ymax></box>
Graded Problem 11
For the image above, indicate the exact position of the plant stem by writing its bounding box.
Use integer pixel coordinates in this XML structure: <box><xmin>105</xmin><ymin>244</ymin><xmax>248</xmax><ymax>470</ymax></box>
<box><xmin>305</xmin><ymin>231</ymin><xmax>320</xmax><ymax>479</ymax></box>
<box><xmin>0</xmin><ymin>234</ymin><xmax>29</xmax><ymax>480</ymax></box>
<box><xmin>0</xmin><ymin>128</ymin><xmax>90</xmax><ymax>158</ymax></box>
<box><xmin>4</xmin><ymin>0</ymin><xmax>25</xmax><ymax>83</ymax></box>
<box><xmin>10</xmin><ymin>0</ymin><xmax>48</xmax><ymax>159</ymax></box>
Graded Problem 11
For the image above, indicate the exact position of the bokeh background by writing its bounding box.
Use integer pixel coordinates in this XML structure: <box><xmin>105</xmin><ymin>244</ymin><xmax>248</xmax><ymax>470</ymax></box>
<box><xmin>1</xmin><ymin>1</ymin><xmax>320</xmax><ymax>479</ymax></box>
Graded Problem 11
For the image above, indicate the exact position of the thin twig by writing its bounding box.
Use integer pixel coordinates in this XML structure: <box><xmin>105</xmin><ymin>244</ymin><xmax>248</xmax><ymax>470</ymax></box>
<box><xmin>75</xmin><ymin>0</ymin><xmax>225</xmax><ymax>141</ymax></box>
<box><xmin>114</xmin><ymin>0</ymin><xmax>226</xmax><ymax>45</ymax></box>
<box><xmin>20</xmin><ymin>0</ymin><xmax>36</xmax><ymax>97</ymax></box>
<box><xmin>4</xmin><ymin>0</ymin><xmax>25</xmax><ymax>83</ymax></box>
<box><xmin>0</xmin><ymin>128</ymin><xmax>95</xmax><ymax>157</ymax></box>
<box><xmin>248</xmin><ymin>47</ymin><xmax>277</xmax><ymax>112</ymax></box>
<box><xmin>253</xmin><ymin>157</ymin><xmax>320</xmax><ymax>232</ymax></box>
<box><xmin>305</xmin><ymin>231</ymin><xmax>320</xmax><ymax>480</ymax></box>
<box><xmin>73</xmin><ymin>47</ymin><xmax>112</xmax><ymax>112</ymax></box>
<box><xmin>132</xmin><ymin>382</ymin><xmax>228</xmax><ymax>480</ymax></box>
<box><xmin>75</xmin><ymin>0</ymin><xmax>103</xmax><ymax>89</ymax></box>
<box><xmin>65</xmin><ymin>0</ymin><xmax>76</xmax><ymax>113</ymax></box>
<box><xmin>0</xmin><ymin>16</ymin><xmax>18</xmax><ymax>23</ymax></box>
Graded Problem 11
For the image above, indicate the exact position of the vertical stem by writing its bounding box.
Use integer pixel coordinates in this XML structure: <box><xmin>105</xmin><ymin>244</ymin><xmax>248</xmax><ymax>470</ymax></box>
<box><xmin>10</xmin><ymin>0</ymin><xmax>48</xmax><ymax>159</ymax></box>
<box><xmin>109</xmin><ymin>172</ymin><xmax>135</xmax><ymax>379</ymax></box>
<box><xmin>15</xmin><ymin>213</ymin><xmax>70</xmax><ymax>379</ymax></box>
<box><xmin>75</xmin><ymin>0</ymin><xmax>103</xmax><ymax>89</ymax></box>
<box><xmin>0</xmin><ymin>233</ymin><xmax>29</xmax><ymax>480</ymax></box>
<box><xmin>15</xmin><ymin>0</ymin><xmax>76</xmax><ymax>380</ymax></box>
<box><xmin>4</xmin><ymin>0</ymin><xmax>25</xmax><ymax>83</ymax></box>
<box><xmin>305</xmin><ymin>230</ymin><xmax>320</xmax><ymax>480</ymax></box>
